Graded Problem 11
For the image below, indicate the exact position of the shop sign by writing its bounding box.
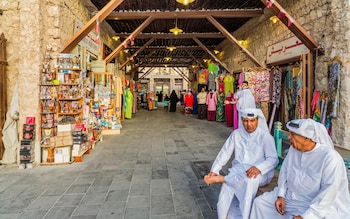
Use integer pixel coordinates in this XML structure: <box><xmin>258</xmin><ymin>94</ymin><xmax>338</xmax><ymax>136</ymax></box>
<box><xmin>74</xmin><ymin>19</ymin><xmax>99</xmax><ymax>56</ymax></box>
<box><xmin>266</xmin><ymin>36</ymin><xmax>309</xmax><ymax>64</ymax></box>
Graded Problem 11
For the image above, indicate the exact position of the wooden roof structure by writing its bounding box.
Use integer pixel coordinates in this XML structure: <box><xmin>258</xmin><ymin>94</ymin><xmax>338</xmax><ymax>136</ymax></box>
<box><xmin>63</xmin><ymin>0</ymin><xmax>321</xmax><ymax>72</ymax></box>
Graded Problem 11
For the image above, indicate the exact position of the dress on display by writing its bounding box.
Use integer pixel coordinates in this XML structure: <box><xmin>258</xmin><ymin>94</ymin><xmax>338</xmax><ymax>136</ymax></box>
<box><xmin>206</xmin><ymin>91</ymin><xmax>217</xmax><ymax>121</ymax></box>
<box><xmin>216</xmin><ymin>92</ymin><xmax>225</xmax><ymax>122</ymax></box>
<box><xmin>225</xmin><ymin>93</ymin><xmax>234</xmax><ymax>127</ymax></box>
<box><xmin>125</xmin><ymin>89</ymin><xmax>133</xmax><ymax>119</ymax></box>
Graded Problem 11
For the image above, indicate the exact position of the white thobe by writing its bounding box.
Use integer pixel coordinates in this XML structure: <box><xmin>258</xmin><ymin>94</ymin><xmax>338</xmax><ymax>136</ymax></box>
<box><xmin>235</xmin><ymin>88</ymin><xmax>256</xmax><ymax>127</ymax></box>
<box><xmin>251</xmin><ymin>143</ymin><xmax>350</xmax><ymax>219</ymax></box>
<box><xmin>211</xmin><ymin>127</ymin><xmax>278</xmax><ymax>219</ymax></box>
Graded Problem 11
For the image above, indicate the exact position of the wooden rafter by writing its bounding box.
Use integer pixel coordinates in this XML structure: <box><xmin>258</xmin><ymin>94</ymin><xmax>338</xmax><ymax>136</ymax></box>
<box><xmin>206</xmin><ymin>15</ymin><xmax>263</xmax><ymax>67</ymax></box>
<box><xmin>117</xmin><ymin>33</ymin><xmax>225</xmax><ymax>39</ymax></box>
<box><xmin>185</xmin><ymin>50</ymin><xmax>206</xmax><ymax>68</ymax></box>
<box><xmin>119</xmin><ymin>38</ymin><xmax>155</xmax><ymax>70</ymax></box>
<box><xmin>192</xmin><ymin>37</ymin><xmax>231</xmax><ymax>73</ymax></box>
<box><xmin>261</xmin><ymin>0</ymin><xmax>323</xmax><ymax>55</ymax></box>
<box><xmin>61</xmin><ymin>0</ymin><xmax>124</xmax><ymax>53</ymax></box>
<box><xmin>105</xmin><ymin>16</ymin><xmax>154</xmax><ymax>64</ymax></box>
<box><xmin>107</xmin><ymin>9</ymin><xmax>264</xmax><ymax>20</ymax></box>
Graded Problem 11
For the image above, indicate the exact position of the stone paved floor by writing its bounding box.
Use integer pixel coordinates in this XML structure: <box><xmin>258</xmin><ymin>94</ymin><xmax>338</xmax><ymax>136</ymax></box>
<box><xmin>0</xmin><ymin>107</ymin><xmax>349</xmax><ymax>219</ymax></box>
<box><xmin>0</xmin><ymin>107</ymin><xmax>233</xmax><ymax>219</ymax></box>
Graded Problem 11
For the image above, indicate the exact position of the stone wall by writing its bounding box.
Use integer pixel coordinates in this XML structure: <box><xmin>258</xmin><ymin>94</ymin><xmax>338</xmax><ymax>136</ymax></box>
<box><xmin>219</xmin><ymin>0</ymin><xmax>350</xmax><ymax>149</ymax></box>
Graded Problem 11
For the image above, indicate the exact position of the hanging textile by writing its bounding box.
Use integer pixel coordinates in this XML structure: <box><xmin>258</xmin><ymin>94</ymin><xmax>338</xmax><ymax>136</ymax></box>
<box><xmin>244</xmin><ymin>69</ymin><xmax>270</xmax><ymax>102</ymax></box>
<box><xmin>224</xmin><ymin>74</ymin><xmax>234</xmax><ymax>96</ymax></box>
<box><xmin>328</xmin><ymin>59</ymin><xmax>341</xmax><ymax>118</ymax></box>
<box><xmin>216</xmin><ymin>92</ymin><xmax>225</xmax><ymax>122</ymax></box>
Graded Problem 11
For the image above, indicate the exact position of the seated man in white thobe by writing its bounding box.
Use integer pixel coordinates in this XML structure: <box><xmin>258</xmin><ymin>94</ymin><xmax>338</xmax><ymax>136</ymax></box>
<box><xmin>250</xmin><ymin>118</ymin><xmax>350</xmax><ymax>219</ymax></box>
<box><xmin>204</xmin><ymin>108</ymin><xmax>278</xmax><ymax>219</ymax></box>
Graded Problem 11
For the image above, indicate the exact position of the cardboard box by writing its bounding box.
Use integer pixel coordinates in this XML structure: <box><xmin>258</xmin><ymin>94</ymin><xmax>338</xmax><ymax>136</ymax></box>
<box><xmin>54</xmin><ymin>147</ymin><xmax>71</xmax><ymax>163</ymax></box>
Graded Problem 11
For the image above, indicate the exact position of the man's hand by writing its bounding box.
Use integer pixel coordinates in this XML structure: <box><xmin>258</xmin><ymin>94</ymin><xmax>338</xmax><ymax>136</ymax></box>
<box><xmin>204</xmin><ymin>172</ymin><xmax>217</xmax><ymax>185</ymax></box>
<box><xmin>246</xmin><ymin>166</ymin><xmax>261</xmax><ymax>178</ymax></box>
<box><xmin>293</xmin><ymin>216</ymin><xmax>303</xmax><ymax>219</ymax></box>
<box><xmin>275</xmin><ymin>197</ymin><xmax>285</xmax><ymax>215</ymax></box>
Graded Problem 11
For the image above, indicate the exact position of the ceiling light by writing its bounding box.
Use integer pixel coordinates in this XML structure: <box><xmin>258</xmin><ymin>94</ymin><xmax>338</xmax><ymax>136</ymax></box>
<box><xmin>164</xmin><ymin>57</ymin><xmax>172</xmax><ymax>61</ymax></box>
<box><xmin>123</xmin><ymin>49</ymin><xmax>129</xmax><ymax>53</ymax></box>
<box><xmin>166</xmin><ymin>45</ymin><xmax>176</xmax><ymax>51</ymax></box>
<box><xmin>213</xmin><ymin>50</ymin><xmax>220</xmax><ymax>55</ymax></box>
<box><xmin>238</xmin><ymin>40</ymin><xmax>248</xmax><ymax>47</ymax></box>
<box><xmin>112</xmin><ymin>36</ymin><xmax>120</xmax><ymax>41</ymax></box>
<box><xmin>269</xmin><ymin>16</ymin><xmax>279</xmax><ymax>24</ymax></box>
<box><xmin>176</xmin><ymin>0</ymin><xmax>195</xmax><ymax>5</ymax></box>
<box><xmin>169</xmin><ymin>18</ymin><xmax>183</xmax><ymax>35</ymax></box>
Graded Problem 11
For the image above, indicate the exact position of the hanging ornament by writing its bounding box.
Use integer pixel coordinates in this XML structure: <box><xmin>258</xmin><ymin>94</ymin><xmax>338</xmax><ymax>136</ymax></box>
<box><xmin>123</xmin><ymin>41</ymin><xmax>128</xmax><ymax>48</ymax></box>
<box><xmin>130</xmin><ymin>36</ymin><xmax>135</xmax><ymax>46</ymax></box>
<box><xmin>266</xmin><ymin>0</ymin><xmax>274</xmax><ymax>8</ymax></box>
<box><xmin>95</xmin><ymin>18</ymin><xmax>100</xmax><ymax>33</ymax></box>
<box><xmin>278</xmin><ymin>9</ymin><xmax>286</xmax><ymax>19</ymax></box>
<box><xmin>288</xmin><ymin>17</ymin><xmax>294</xmax><ymax>27</ymax></box>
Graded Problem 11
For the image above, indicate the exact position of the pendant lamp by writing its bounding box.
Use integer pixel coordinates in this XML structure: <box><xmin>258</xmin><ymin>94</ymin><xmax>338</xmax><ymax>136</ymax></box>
<box><xmin>169</xmin><ymin>18</ymin><xmax>183</xmax><ymax>35</ymax></box>
<box><xmin>176</xmin><ymin>0</ymin><xmax>195</xmax><ymax>6</ymax></box>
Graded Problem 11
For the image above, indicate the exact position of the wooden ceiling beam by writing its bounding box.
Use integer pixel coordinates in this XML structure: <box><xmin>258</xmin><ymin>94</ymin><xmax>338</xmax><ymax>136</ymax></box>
<box><xmin>117</xmin><ymin>33</ymin><xmax>225</xmax><ymax>39</ymax></box>
<box><xmin>186</xmin><ymin>50</ymin><xmax>206</xmax><ymax>68</ymax></box>
<box><xmin>206</xmin><ymin>15</ymin><xmax>263</xmax><ymax>67</ymax></box>
<box><xmin>261</xmin><ymin>0</ymin><xmax>323</xmax><ymax>55</ymax></box>
<box><xmin>105</xmin><ymin>16</ymin><xmax>154</xmax><ymax>64</ymax></box>
<box><xmin>119</xmin><ymin>38</ymin><xmax>155</xmax><ymax>70</ymax></box>
<box><xmin>107</xmin><ymin>9</ymin><xmax>264</xmax><ymax>20</ymax></box>
<box><xmin>61</xmin><ymin>0</ymin><xmax>124</xmax><ymax>53</ymax></box>
<box><xmin>130</xmin><ymin>46</ymin><xmax>214</xmax><ymax>50</ymax></box>
<box><xmin>192</xmin><ymin>37</ymin><xmax>231</xmax><ymax>73</ymax></box>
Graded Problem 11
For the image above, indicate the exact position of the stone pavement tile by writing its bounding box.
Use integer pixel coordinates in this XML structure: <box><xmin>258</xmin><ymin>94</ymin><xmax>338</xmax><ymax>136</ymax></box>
<box><xmin>104</xmin><ymin>189</ymin><xmax>129</xmax><ymax>203</ymax></box>
<box><xmin>66</xmin><ymin>184</ymin><xmax>91</xmax><ymax>194</ymax></box>
<box><xmin>0</xmin><ymin>213</ymin><xmax>22</xmax><ymax>219</ymax></box>
<box><xmin>0</xmin><ymin>195</ymin><xmax>37</xmax><ymax>213</ymax></box>
<box><xmin>197</xmin><ymin>198</ymin><xmax>218</xmax><ymax>219</ymax></box>
<box><xmin>25</xmin><ymin>195</ymin><xmax>60</xmax><ymax>211</ymax></box>
<box><xmin>110</xmin><ymin>178</ymin><xmax>131</xmax><ymax>190</ymax></box>
<box><xmin>43</xmin><ymin>206</ymin><xmax>76</xmax><ymax>219</ymax></box>
<box><xmin>55</xmin><ymin>194</ymin><xmax>84</xmax><ymax>207</ymax></box>
<box><xmin>150</xmin><ymin>184</ymin><xmax>171</xmax><ymax>195</ymax></box>
<box><xmin>92</xmin><ymin>177</ymin><xmax>114</xmax><ymax>186</ymax></box>
<box><xmin>87</xmin><ymin>185</ymin><xmax>109</xmax><ymax>193</ymax></box>
<box><xmin>71</xmin><ymin>215</ymin><xmax>97</xmax><ymax>219</ymax></box>
<box><xmin>42</xmin><ymin>183</ymin><xmax>71</xmax><ymax>196</ymax></box>
<box><xmin>129</xmin><ymin>182</ymin><xmax>151</xmax><ymax>196</ymax></box>
<box><xmin>18</xmin><ymin>210</ymin><xmax>47</xmax><ymax>219</ymax></box>
<box><xmin>96</xmin><ymin>207</ymin><xmax>124</xmax><ymax>219</ymax></box>
<box><xmin>126</xmin><ymin>195</ymin><xmax>150</xmax><ymax>208</ymax></box>
<box><xmin>80</xmin><ymin>192</ymin><xmax>106</xmax><ymax>205</ymax></box>
<box><xmin>124</xmin><ymin>207</ymin><xmax>150</xmax><ymax>219</ymax></box>
<box><xmin>152</xmin><ymin>170</ymin><xmax>169</xmax><ymax>180</ymax></box>
<box><xmin>151</xmin><ymin>194</ymin><xmax>175</xmax><ymax>216</ymax></box>
<box><xmin>71</xmin><ymin>204</ymin><xmax>100</xmax><ymax>217</ymax></box>
<box><xmin>151</xmin><ymin>215</ymin><xmax>177</xmax><ymax>219</ymax></box>
<box><xmin>71</xmin><ymin>176</ymin><xmax>96</xmax><ymax>185</ymax></box>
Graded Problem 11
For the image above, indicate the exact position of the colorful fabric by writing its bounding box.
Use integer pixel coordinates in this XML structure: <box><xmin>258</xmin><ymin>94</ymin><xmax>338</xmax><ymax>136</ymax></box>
<box><xmin>216</xmin><ymin>92</ymin><xmax>225</xmax><ymax>122</ymax></box>
<box><xmin>224</xmin><ymin>74</ymin><xmax>235</xmax><ymax>96</ymax></box>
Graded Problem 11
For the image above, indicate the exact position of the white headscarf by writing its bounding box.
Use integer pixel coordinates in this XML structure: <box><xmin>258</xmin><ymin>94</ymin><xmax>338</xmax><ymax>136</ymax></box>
<box><xmin>240</xmin><ymin>108</ymin><xmax>269</xmax><ymax>132</ymax></box>
<box><xmin>286</xmin><ymin>118</ymin><xmax>334</xmax><ymax>148</ymax></box>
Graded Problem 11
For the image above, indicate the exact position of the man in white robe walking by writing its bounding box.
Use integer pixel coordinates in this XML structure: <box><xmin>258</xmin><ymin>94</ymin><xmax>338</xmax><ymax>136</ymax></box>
<box><xmin>250</xmin><ymin>118</ymin><xmax>350</xmax><ymax>219</ymax></box>
<box><xmin>204</xmin><ymin>108</ymin><xmax>278</xmax><ymax>219</ymax></box>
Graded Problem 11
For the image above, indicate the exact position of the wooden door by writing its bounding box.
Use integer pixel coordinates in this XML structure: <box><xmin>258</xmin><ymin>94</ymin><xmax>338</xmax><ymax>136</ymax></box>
<box><xmin>0</xmin><ymin>33</ymin><xmax>7</xmax><ymax>159</ymax></box>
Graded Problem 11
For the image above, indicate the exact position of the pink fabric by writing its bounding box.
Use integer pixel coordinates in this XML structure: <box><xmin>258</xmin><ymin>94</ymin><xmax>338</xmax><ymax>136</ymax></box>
<box><xmin>233</xmin><ymin>104</ymin><xmax>238</xmax><ymax>130</ymax></box>
<box><xmin>206</xmin><ymin>92</ymin><xmax>217</xmax><ymax>111</ymax></box>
